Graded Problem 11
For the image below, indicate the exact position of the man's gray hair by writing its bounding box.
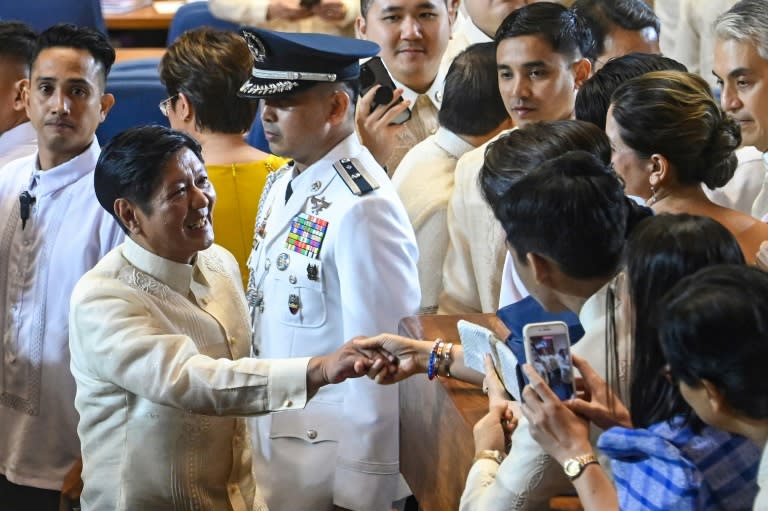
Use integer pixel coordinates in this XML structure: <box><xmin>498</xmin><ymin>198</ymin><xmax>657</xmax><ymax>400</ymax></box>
<box><xmin>715</xmin><ymin>0</ymin><xmax>768</xmax><ymax>60</ymax></box>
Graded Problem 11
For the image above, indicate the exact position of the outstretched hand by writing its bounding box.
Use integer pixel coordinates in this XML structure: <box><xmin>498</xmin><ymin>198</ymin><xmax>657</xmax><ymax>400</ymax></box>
<box><xmin>564</xmin><ymin>355</ymin><xmax>632</xmax><ymax>430</ymax></box>
<box><xmin>354</xmin><ymin>333</ymin><xmax>429</xmax><ymax>384</ymax></box>
<box><xmin>307</xmin><ymin>339</ymin><xmax>398</xmax><ymax>397</ymax></box>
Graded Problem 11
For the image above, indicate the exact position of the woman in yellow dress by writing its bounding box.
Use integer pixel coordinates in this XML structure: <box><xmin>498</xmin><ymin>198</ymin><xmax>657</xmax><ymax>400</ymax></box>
<box><xmin>160</xmin><ymin>27</ymin><xmax>288</xmax><ymax>287</ymax></box>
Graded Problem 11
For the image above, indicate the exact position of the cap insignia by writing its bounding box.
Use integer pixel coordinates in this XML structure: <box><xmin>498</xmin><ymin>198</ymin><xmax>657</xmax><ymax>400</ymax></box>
<box><xmin>242</xmin><ymin>31</ymin><xmax>268</xmax><ymax>63</ymax></box>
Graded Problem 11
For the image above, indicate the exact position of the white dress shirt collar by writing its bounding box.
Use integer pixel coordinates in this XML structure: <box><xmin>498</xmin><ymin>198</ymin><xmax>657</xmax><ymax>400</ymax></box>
<box><xmin>391</xmin><ymin>67</ymin><xmax>446</xmax><ymax>109</ymax></box>
<box><xmin>122</xmin><ymin>236</ymin><xmax>209</xmax><ymax>296</ymax></box>
<box><xmin>32</xmin><ymin>139</ymin><xmax>101</xmax><ymax>198</ymax></box>
<box><xmin>434</xmin><ymin>126</ymin><xmax>475</xmax><ymax>160</ymax></box>
<box><xmin>463</xmin><ymin>18</ymin><xmax>493</xmax><ymax>45</ymax></box>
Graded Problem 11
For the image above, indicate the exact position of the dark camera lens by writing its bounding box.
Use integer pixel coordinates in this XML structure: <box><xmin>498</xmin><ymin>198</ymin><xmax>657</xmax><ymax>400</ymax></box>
<box><xmin>373</xmin><ymin>85</ymin><xmax>394</xmax><ymax>106</ymax></box>
<box><xmin>359</xmin><ymin>66</ymin><xmax>375</xmax><ymax>90</ymax></box>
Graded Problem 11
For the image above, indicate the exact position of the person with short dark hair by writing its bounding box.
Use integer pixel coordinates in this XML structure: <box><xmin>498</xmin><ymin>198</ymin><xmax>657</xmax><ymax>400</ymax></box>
<box><xmin>606</xmin><ymin>70</ymin><xmax>768</xmax><ymax>262</ymax></box>
<box><xmin>659</xmin><ymin>264</ymin><xmax>768</xmax><ymax>509</ymax></box>
<box><xmin>71</xmin><ymin>124</ymin><xmax>382</xmax><ymax>511</ymax></box>
<box><xmin>356</xmin><ymin>120</ymin><xmax>650</xmax><ymax>510</ymax></box>
<box><xmin>241</xmin><ymin>28</ymin><xmax>420</xmax><ymax>510</ymax></box>
<box><xmin>571</xmin><ymin>0</ymin><xmax>660</xmax><ymax>70</ymax></box>
<box><xmin>0</xmin><ymin>21</ymin><xmax>37</xmax><ymax>169</ymax></box>
<box><xmin>159</xmin><ymin>28</ymin><xmax>288</xmax><ymax>288</ymax></box>
<box><xmin>0</xmin><ymin>23</ymin><xmax>122</xmax><ymax>511</ymax></box>
<box><xmin>439</xmin><ymin>2</ymin><xmax>594</xmax><ymax>315</ymax></box>
<box><xmin>354</xmin><ymin>0</ymin><xmax>456</xmax><ymax>171</ymax></box>
<box><xmin>517</xmin><ymin>214</ymin><xmax>761</xmax><ymax>511</ymax></box>
<box><xmin>393</xmin><ymin>42</ymin><xmax>512</xmax><ymax>313</ymax></box>
<box><xmin>575</xmin><ymin>52</ymin><xmax>687</xmax><ymax>130</ymax></box>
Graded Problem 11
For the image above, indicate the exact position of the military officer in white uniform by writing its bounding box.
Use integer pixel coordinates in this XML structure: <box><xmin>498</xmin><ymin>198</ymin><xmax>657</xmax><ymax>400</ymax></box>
<box><xmin>240</xmin><ymin>28</ymin><xmax>421</xmax><ymax>511</ymax></box>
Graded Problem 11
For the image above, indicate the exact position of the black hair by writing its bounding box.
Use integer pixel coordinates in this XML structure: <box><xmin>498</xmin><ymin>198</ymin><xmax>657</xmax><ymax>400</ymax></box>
<box><xmin>31</xmin><ymin>23</ymin><xmax>115</xmax><ymax>86</ymax></box>
<box><xmin>0</xmin><ymin>21</ymin><xmax>37</xmax><ymax>68</ymax></box>
<box><xmin>495</xmin><ymin>2</ymin><xmax>597</xmax><ymax>62</ymax></box>
<box><xmin>575</xmin><ymin>52</ymin><xmax>686</xmax><ymax>130</ymax></box>
<box><xmin>626</xmin><ymin>214</ymin><xmax>745</xmax><ymax>428</ymax></box>
<box><xmin>480</xmin><ymin>119</ymin><xmax>611</xmax><ymax>210</ymax></box>
<box><xmin>571</xmin><ymin>0</ymin><xmax>659</xmax><ymax>57</ymax></box>
<box><xmin>491</xmin><ymin>149</ymin><xmax>648</xmax><ymax>280</ymax></box>
<box><xmin>659</xmin><ymin>265</ymin><xmax>768</xmax><ymax>421</ymax></box>
<box><xmin>439</xmin><ymin>42</ymin><xmax>508</xmax><ymax>137</ymax></box>
<box><xmin>610</xmin><ymin>70</ymin><xmax>740</xmax><ymax>189</ymax></box>
<box><xmin>95</xmin><ymin>125</ymin><xmax>203</xmax><ymax>233</ymax></box>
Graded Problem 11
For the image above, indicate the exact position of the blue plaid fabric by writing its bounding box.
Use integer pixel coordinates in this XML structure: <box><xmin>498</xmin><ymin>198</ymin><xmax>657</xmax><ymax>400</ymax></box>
<box><xmin>598</xmin><ymin>416</ymin><xmax>760</xmax><ymax>510</ymax></box>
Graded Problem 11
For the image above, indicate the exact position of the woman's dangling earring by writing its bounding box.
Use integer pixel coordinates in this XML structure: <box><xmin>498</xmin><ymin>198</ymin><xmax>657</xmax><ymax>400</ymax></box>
<box><xmin>648</xmin><ymin>185</ymin><xmax>658</xmax><ymax>205</ymax></box>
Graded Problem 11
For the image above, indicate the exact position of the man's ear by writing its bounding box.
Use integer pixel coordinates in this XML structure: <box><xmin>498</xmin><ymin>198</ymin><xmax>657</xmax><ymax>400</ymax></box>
<box><xmin>355</xmin><ymin>16</ymin><xmax>367</xmax><ymax>39</ymax></box>
<box><xmin>20</xmin><ymin>78</ymin><xmax>31</xmax><ymax>115</ymax></box>
<box><xmin>447</xmin><ymin>0</ymin><xmax>460</xmax><ymax>27</ymax></box>
<box><xmin>328</xmin><ymin>88</ymin><xmax>351</xmax><ymax>125</ymax></box>
<box><xmin>13</xmin><ymin>78</ymin><xmax>28</xmax><ymax>112</ymax></box>
<box><xmin>527</xmin><ymin>252</ymin><xmax>553</xmax><ymax>287</ymax></box>
<box><xmin>573</xmin><ymin>58</ymin><xmax>592</xmax><ymax>89</ymax></box>
<box><xmin>114</xmin><ymin>198</ymin><xmax>142</xmax><ymax>235</ymax></box>
<box><xmin>701</xmin><ymin>379</ymin><xmax>728</xmax><ymax>415</ymax></box>
<box><xmin>100</xmin><ymin>92</ymin><xmax>116</xmax><ymax>122</ymax></box>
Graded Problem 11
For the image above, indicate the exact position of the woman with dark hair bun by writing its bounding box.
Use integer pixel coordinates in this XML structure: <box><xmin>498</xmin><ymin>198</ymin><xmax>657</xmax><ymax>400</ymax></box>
<box><xmin>520</xmin><ymin>214</ymin><xmax>760</xmax><ymax>511</ymax></box>
<box><xmin>606</xmin><ymin>70</ymin><xmax>768</xmax><ymax>263</ymax></box>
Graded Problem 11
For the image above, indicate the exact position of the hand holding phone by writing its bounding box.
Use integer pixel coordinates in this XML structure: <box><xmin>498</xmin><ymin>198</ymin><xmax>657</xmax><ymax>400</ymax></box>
<box><xmin>358</xmin><ymin>57</ymin><xmax>411</xmax><ymax>125</ymax></box>
<box><xmin>522</xmin><ymin>321</ymin><xmax>574</xmax><ymax>401</ymax></box>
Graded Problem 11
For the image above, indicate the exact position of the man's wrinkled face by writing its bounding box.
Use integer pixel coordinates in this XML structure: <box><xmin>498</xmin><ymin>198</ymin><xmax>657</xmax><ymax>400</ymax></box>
<box><xmin>714</xmin><ymin>38</ymin><xmax>768</xmax><ymax>152</ymax></box>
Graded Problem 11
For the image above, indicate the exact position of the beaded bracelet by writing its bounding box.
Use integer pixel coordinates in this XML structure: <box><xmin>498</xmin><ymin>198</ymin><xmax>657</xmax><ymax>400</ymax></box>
<box><xmin>427</xmin><ymin>338</ymin><xmax>443</xmax><ymax>380</ymax></box>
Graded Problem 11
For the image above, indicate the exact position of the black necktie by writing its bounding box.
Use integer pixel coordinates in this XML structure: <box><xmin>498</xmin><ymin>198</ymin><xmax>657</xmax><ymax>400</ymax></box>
<box><xmin>284</xmin><ymin>181</ymin><xmax>293</xmax><ymax>203</ymax></box>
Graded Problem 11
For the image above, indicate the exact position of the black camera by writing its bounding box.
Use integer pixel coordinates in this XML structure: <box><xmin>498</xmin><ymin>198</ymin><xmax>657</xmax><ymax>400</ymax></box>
<box><xmin>358</xmin><ymin>57</ymin><xmax>411</xmax><ymax>125</ymax></box>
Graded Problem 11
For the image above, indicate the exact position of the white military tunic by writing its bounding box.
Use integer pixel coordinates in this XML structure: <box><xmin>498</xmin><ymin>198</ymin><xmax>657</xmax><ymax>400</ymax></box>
<box><xmin>247</xmin><ymin>133</ymin><xmax>420</xmax><ymax>511</ymax></box>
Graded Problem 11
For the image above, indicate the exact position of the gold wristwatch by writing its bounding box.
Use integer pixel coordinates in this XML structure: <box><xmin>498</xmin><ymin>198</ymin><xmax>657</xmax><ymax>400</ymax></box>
<box><xmin>473</xmin><ymin>449</ymin><xmax>506</xmax><ymax>464</ymax></box>
<box><xmin>563</xmin><ymin>453</ymin><xmax>599</xmax><ymax>480</ymax></box>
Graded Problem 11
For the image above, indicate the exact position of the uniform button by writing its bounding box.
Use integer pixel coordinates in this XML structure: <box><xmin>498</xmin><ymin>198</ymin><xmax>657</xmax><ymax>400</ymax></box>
<box><xmin>283</xmin><ymin>399</ymin><xmax>293</xmax><ymax>408</ymax></box>
<box><xmin>228</xmin><ymin>336</ymin><xmax>236</xmax><ymax>345</ymax></box>
<box><xmin>430</xmin><ymin>127</ymin><xmax>437</xmax><ymax>134</ymax></box>
<box><xmin>288</xmin><ymin>275</ymin><xmax>297</xmax><ymax>284</ymax></box>
<box><xmin>201</xmin><ymin>297</ymin><xmax>209</xmax><ymax>305</ymax></box>
<box><xmin>306</xmin><ymin>429</ymin><xmax>318</xmax><ymax>440</ymax></box>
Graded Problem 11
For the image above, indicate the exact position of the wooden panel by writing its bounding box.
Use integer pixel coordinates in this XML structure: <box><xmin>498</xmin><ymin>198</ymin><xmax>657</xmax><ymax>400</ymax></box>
<box><xmin>398</xmin><ymin>313</ymin><xmax>507</xmax><ymax>511</ymax></box>
<box><xmin>105</xmin><ymin>2</ymin><xmax>175</xmax><ymax>30</ymax></box>
<box><xmin>114</xmin><ymin>47</ymin><xmax>165</xmax><ymax>63</ymax></box>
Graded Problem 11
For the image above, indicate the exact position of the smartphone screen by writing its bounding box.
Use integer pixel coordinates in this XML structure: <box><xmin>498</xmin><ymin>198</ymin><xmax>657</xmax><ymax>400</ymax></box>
<box><xmin>522</xmin><ymin>322</ymin><xmax>574</xmax><ymax>401</ymax></box>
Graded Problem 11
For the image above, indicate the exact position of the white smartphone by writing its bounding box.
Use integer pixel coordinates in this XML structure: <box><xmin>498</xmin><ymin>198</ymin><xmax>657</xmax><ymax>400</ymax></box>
<box><xmin>522</xmin><ymin>321</ymin><xmax>575</xmax><ymax>401</ymax></box>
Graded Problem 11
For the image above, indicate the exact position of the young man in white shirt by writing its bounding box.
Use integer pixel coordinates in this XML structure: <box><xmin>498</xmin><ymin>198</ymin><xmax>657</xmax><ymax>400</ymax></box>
<box><xmin>0</xmin><ymin>24</ymin><xmax>121</xmax><ymax>511</ymax></box>
<box><xmin>355</xmin><ymin>0</ymin><xmax>456</xmax><ymax>172</ymax></box>
<box><xmin>438</xmin><ymin>2</ymin><xmax>593</xmax><ymax>314</ymax></box>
